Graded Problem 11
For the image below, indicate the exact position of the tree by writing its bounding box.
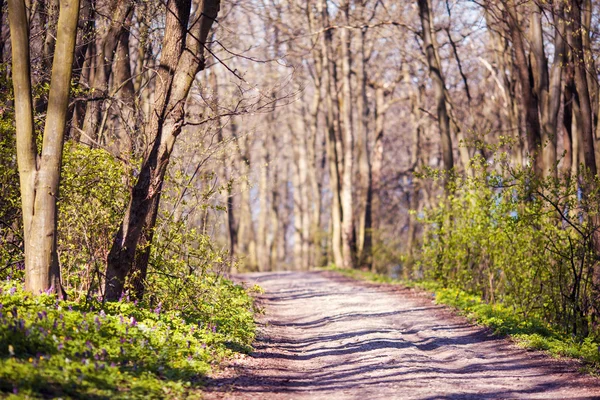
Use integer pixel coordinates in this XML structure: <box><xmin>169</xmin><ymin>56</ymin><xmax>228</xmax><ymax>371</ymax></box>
<box><xmin>104</xmin><ymin>0</ymin><xmax>221</xmax><ymax>300</ymax></box>
<box><xmin>417</xmin><ymin>0</ymin><xmax>454</xmax><ymax>177</ymax></box>
<box><xmin>9</xmin><ymin>0</ymin><xmax>81</xmax><ymax>296</ymax></box>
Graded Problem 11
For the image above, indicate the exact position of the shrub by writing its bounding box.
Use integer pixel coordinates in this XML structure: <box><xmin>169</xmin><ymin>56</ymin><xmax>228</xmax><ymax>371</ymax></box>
<box><xmin>415</xmin><ymin>157</ymin><xmax>600</xmax><ymax>339</ymax></box>
<box><xmin>0</xmin><ymin>278</ymin><xmax>256</xmax><ymax>398</ymax></box>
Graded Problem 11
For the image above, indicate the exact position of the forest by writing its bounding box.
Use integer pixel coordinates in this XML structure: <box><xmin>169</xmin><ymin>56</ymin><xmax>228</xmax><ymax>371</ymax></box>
<box><xmin>1</xmin><ymin>0</ymin><xmax>600</xmax><ymax>398</ymax></box>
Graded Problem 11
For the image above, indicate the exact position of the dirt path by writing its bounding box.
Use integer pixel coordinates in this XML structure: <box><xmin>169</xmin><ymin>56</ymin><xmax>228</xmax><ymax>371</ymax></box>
<box><xmin>205</xmin><ymin>271</ymin><xmax>600</xmax><ymax>399</ymax></box>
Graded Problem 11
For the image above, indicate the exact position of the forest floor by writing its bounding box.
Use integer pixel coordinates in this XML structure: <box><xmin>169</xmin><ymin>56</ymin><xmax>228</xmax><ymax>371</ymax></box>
<box><xmin>203</xmin><ymin>271</ymin><xmax>600</xmax><ymax>400</ymax></box>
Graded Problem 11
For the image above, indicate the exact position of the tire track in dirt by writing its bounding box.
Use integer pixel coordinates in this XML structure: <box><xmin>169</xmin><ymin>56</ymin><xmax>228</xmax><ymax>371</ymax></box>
<box><xmin>204</xmin><ymin>271</ymin><xmax>600</xmax><ymax>399</ymax></box>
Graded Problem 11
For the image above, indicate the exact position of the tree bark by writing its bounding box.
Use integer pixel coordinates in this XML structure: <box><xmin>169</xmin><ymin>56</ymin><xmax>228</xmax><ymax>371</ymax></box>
<box><xmin>505</xmin><ymin>0</ymin><xmax>543</xmax><ymax>175</ymax></box>
<box><xmin>105</xmin><ymin>0</ymin><xmax>221</xmax><ymax>300</ymax></box>
<box><xmin>9</xmin><ymin>0</ymin><xmax>80</xmax><ymax>296</ymax></box>
<box><xmin>356</xmin><ymin>27</ymin><xmax>372</xmax><ymax>269</ymax></box>
<box><xmin>418</xmin><ymin>0</ymin><xmax>454</xmax><ymax>176</ymax></box>
<box><xmin>339</xmin><ymin>0</ymin><xmax>355</xmax><ymax>269</ymax></box>
<box><xmin>530</xmin><ymin>2</ymin><xmax>563</xmax><ymax>177</ymax></box>
<box><xmin>319</xmin><ymin>0</ymin><xmax>343</xmax><ymax>268</ymax></box>
<box><xmin>80</xmin><ymin>0</ymin><xmax>133</xmax><ymax>147</ymax></box>
<box><xmin>568</xmin><ymin>0</ymin><xmax>596</xmax><ymax>175</ymax></box>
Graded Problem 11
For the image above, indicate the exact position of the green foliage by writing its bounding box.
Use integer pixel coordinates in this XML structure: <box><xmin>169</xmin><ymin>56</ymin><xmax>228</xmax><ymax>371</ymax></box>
<box><xmin>0</xmin><ymin>277</ymin><xmax>256</xmax><ymax>399</ymax></box>
<box><xmin>139</xmin><ymin>213</ymin><xmax>257</xmax><ymax>351</ymax></box>
<box><xmin>0</xmin><ymin>68</ymin><xmax>23</xmax><ymax>280</ymax></box>
<box><xmin>59</xmin><ymin>142</ymin><xmax>129</xmax><ymax>295</ymax></box>
<box><xmin>0</xmin><ymin>138</ymin><xmax>129</xmax><ymax>286</ymax></box>
<box><xmin>415</xmin><ymin>158</ymin><xmax>600</xmax><ymax>339</ymax></box>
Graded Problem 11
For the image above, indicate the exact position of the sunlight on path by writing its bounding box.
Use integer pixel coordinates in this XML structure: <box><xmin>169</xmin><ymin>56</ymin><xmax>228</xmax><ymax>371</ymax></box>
<box><xmin>205</xmin><ymin>271</ymin><xmax>600</xmax><ymax>400</ymax></box>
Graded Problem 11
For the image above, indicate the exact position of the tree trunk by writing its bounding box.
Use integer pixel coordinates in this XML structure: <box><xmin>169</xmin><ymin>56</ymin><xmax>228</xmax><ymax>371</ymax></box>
<box><xmin>106</xmin><ymin>24</ymin><xmax>136</xmax><ymax>159</ymax></box>
<box><xmin>80</xmin><ymin>0</ymin><xmax>133</xmax><ymax>146</ymax></box>
<box><xmin>356</xmin><ymin>28</ymin><xmax>372</xmax><ymax>269</ymax></box>
<box><xmin>563</xmin><ymin>61</ymin><xmax>575</xmax><ymax>177</ymax></box>
<box><xmin>371</xmin><ymin>85</ymin><xmax>391</xmax><ymax>272</ymax></box>
<box><xmin>9</xmin><ymin>0</ymin><xmax>80</xmax><ymax>296</ymax></box>
<box><xmin>530</xmin><ymin>3</ymin><xmax>563</xmax><ymax>178</ymax></box>
<box><xmin>257</xmin><ymin>133</ymin><xmax>270</xmax><ymax>271</ymax></box>
<box><xmin>105</xmin><ymin>0</ymin><xmax>221</xmax><ymax>300</ymax></box>
<box><xmin>319</xmin><ymin>0</ymin><xmax>343</xmax><ymax>268</ymax></box>
<box><xmin>418</xmin><ymin>0</ymin><xmax>454</xmax><ymax>176</ymax></box>
<box><xmin>568</xmin><ymin>0</ymin><xmax>596</xmax><ymax>175</ymax></box>
<box><xmin>339</xmin><ymin>1</ymin><xmax>355</xmax><ymax>269</ymax></box>
<box><xmin>505</xmin><ymin>0</ymin><xmax>543</xmax><ymax>176</ymax></box>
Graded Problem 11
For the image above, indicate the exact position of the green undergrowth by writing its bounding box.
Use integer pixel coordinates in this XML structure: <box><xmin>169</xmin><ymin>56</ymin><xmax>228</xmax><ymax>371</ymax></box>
<box><xmin>0</xmin><ymin>277</ymin><xmax>260</xmax><ymax>399</ymax></box>
<box><xmin>327</xmin><ymin>266</ymin><xmax>600</xmax><ymax>372</ymax></box>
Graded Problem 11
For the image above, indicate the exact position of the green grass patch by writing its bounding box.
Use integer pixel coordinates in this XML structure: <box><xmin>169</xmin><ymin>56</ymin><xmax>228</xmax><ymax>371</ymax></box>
<box><xmin>0</xmin><ymin>277</ymin><xmax>259</xmax><ymax>399</ymax></box>
<box><xmin>327</xmin><ymin>266</ymin><xmax>600</xmax><ymax>371</ymax></box>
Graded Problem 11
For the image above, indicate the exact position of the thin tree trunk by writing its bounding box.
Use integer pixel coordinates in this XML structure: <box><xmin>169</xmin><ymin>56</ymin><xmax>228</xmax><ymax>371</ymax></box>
<box><xmin>568</xmin><ymin>0</ymin><xmax>596</xmax><ymax>175</ymax></box>
<box><xmin>356</xmin><ymin>28</ymin><xmax>372</xmax><ymax>269</ymax></box>
<box><xmin>505</xmin><ymin>0</ymin><xmax>543</xmax><ymax>175</ymax></box>
<box><xmin>530</xmin><ymin>3</ymin><xmax>563</xmax><ymax>177</ymax></box>
<box><xmin>339</xmin><ymin>1</ymin><xmax>355</xmax><ymax>269</ymax></box>
<box><xmin>80</xmin><ymin>0</ymin><xmax>133</xmax><ymax>146</ymax></box>
<box><xmin>563</xmin><ymin>61</ymin><xmax>575</xmax><ymax>177</ymax></box>
<box><xmin>106</xmin><ymin>24</ymin><xmax>136</xmax><ymax>159</ymax></box>
<box><xmin>257</xmin><ymin>132</ymin><xmax>270</xmax><ymax>271</ymax></box>
<box><xmin>418</xmin><ymin>0</ymin><xmax>454</xmax><ymax>176</ymax></box>
<box><xmin>370</xmin><ymin>85</ymin><xmax>389</xmax><ymax>272</ymax></box>
<box><xmin>319</xmin><ymin>0</ymin><xmax>343</xmax><ymax>268</ymax></box>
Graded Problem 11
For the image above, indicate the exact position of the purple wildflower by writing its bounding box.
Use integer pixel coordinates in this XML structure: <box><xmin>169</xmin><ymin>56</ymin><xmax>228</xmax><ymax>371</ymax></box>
<box><xmin>130</xmin><ymin>316</ymin><xmax>137</xmax><ymax>327</ymax></box>
<box><xmin>8</xmin><ymin>287</ymin><xmax>16</xmax><ymax>295</ymax></box>
<box><xmin>57</xmin><ymin>343</ymin><xmax>64</xmax><ymax>351</ymax></box>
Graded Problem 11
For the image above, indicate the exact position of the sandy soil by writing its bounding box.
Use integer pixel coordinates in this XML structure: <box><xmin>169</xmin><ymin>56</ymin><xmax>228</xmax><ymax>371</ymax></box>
<box><xmin>204</xmin><ymin>271</ymin><xmax>600</xmax><ymax>400</ymax></box>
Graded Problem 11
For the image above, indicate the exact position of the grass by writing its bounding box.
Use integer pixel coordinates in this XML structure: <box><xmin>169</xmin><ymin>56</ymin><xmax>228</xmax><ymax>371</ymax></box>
<box><xmin>327</xmin><ymin>266</ymin><xmax>600</xmax><ymax>372</ymax></box>
<box><xmin>0</xmin><ymin>278</ymin><xmax>260</xmax><ymax>399</ymax></box>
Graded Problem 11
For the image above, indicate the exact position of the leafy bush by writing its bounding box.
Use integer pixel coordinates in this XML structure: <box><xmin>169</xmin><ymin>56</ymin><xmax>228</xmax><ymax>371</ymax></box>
<box><xmin>0</xmin><ymin>71</ymin><xmax>23</xmax><ymax>281</ymax></box>
<box><xmin>138</xmin><ymin>213</ymin><xmax>257</xmax><ymax>350</ymax></box>
<box><xmin>0</xmin><ymin>278</ymin><xmax>257</xmax><ymax>398</ymax></box>
<box><xmin>0</xmin><ymin>138</ymin><xmax>129</xmax><ymax>289</ymax></box>
<box><xmin>59</xmin><ymin>142</ymin><xmax>130</xmax><ymax>295</ymax></box>
<box><xmin>415</xmin><ymin>156</ymin><xmax>600</xmax><ymax>339</ymax></box>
